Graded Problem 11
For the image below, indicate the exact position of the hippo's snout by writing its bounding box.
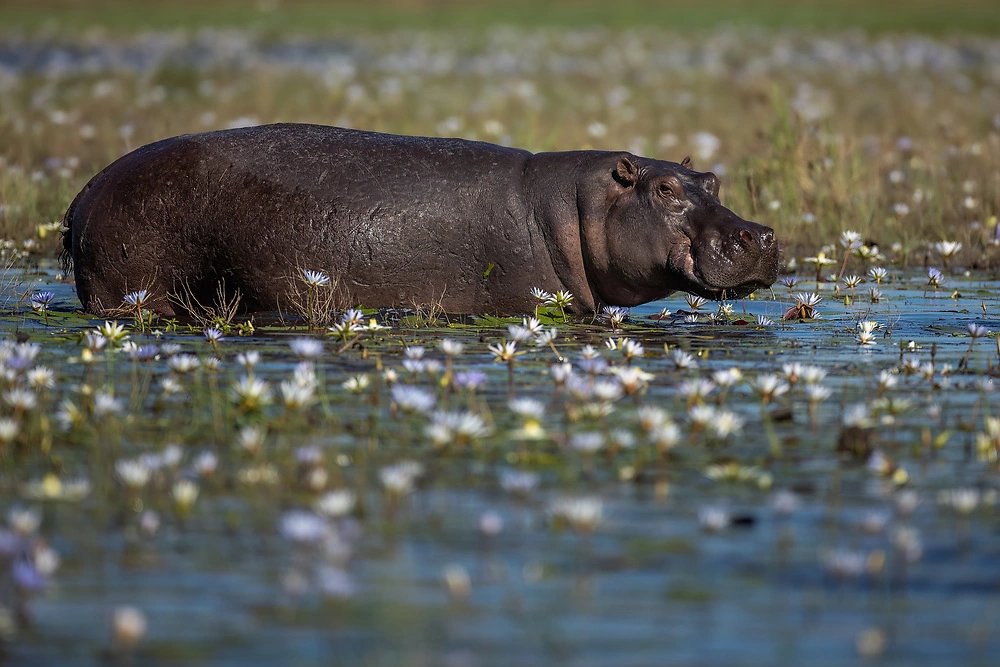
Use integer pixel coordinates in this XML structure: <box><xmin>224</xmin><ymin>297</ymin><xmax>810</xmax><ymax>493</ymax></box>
<box><xmin>689</xmin><ymin>213</ymin><xmax>780</xmax><ymax>298</ymax></box>
<box><xmin>733</xmin><ymin>220</ymin><xmax>777</xmax><ymax>253</ymax></box>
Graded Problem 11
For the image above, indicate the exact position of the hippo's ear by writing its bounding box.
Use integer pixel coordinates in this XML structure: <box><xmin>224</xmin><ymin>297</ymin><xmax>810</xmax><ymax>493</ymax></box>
<box><xmin>681</xmin><ymin>156</ymin><xmax>693</xmax><ymax>169</ymax></box>
<box><xmin>614</xmin><ymin>156</ymin><xmax>639</xmax><ymax>188</ymax></box>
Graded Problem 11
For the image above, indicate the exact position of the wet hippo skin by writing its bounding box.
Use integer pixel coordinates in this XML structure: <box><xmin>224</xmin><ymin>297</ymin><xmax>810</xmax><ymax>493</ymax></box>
<box><xmin>62</xmin><ymin>124</ymin><xmax>779</xmax><ymax>315</ymax></box>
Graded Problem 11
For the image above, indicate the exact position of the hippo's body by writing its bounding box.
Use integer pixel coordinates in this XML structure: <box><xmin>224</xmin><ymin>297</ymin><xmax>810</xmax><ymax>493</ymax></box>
<box><xmin>63</xmin><ymin>124</ymin><xmax>778</xmax><ymax>315</ymax></box>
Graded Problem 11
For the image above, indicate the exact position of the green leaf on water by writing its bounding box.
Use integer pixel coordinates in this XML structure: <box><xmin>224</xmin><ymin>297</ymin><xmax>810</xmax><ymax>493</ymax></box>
<box><xmin>626</xmin><ymin>537</ymin><xmax>697</xmax><ymax>558</ymax></box>
<box><xmin>473</xmin><ymin>314</ymin><xmax>521</xmax><ymax>328</ymax></box>
<box><xmin>665</xmin><ymin>584</ymin><xmax>716</xmax><ymax>603</ymax></box>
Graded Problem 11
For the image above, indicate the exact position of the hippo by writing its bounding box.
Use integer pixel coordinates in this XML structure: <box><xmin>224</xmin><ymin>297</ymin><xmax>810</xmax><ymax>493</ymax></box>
<box><xmin>61</xmin><ymin>124</ymin><xmax>779</xmax><ymax>316</ymax></box>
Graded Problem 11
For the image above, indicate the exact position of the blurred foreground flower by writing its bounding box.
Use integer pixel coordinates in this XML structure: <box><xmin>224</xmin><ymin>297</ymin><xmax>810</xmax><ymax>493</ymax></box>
<box><xmin>112</xmin><ymin>606</ymin><xmax>147</xmax><ymax>651</ymax></box>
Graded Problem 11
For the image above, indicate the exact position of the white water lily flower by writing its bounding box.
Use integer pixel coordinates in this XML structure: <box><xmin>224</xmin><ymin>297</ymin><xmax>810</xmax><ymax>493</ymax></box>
<box><xmin>698</xmin><ymin>507</ymin><xmax>731</xmax><ymax>532</ymax></box>
<box><xmin>933</xmin><ymin>241</ymin><xmax>962</xmax><ymax>258</ymax></box>
<box><xmin>115</xmin><ymin>459</ymin><xmax>150</xmax><ymax>490</ymax></box>
<box><xmin>231</xmin><ymin>375</ymin><xmax>271</xmax><ymax>410</ymax></box>
<box><xmin>300</xmin><ymin>269</ymin><xmax>330</xmax><ymax>287</ymax></box>
<box><xmin>93</xmin><ymin>391</ymin><xmax>124</xmax><ymax>417</ymax></box>
<box><xmin>280</xmin><ymin>380</ymin><xmax>316</xmax><ymax>410</ymax></box>
<box><xmin>549</xmin><ymin>496</ymin><xmax>602</xmax><ymax>533</ymax></box>
<box><xmin>236</xmin><ymin>426</ymin><xmax>266</xmax><ymax>455</ymax></box>
<box><xmin>668</xmin><ymin>348</ymin><xmax>697</xmax><ymax>370</ymax></box>
<box><xmin>341</xmin><ymin>374</ymin><xmax>370</xmax><ymax>393</ymax></box>
<box><xmin>509</xmin><ymin>398</ymin><xmax>545</xmax><ymax>419</ymax></box>
<box><xmin>678</xmin><ymin>378</ymin><xmax>715</xmax><ymax>401</ymax></box>
<box><xmin>172</xmin><ymin>480</ymin><xmax>199</xmax><ymax>510</ymax></box>
<box><xmin>499</xmin><ymin>469</ymin><xmax>540</xmax><ymax>496</ymax></box>
<box><xmin>168</xmin><ymin>354</ymin><xmax>200</xmax><ymax>374</ymax></box>
<box><xmin>379</xmin><ymin>461</ymin><xmax>422</xmax><ymax>496</ymax></box>
<box><xmin>315</xmin><ymin>489</ymin><xmax>357</xmax><ymax>518</ymax></box>
<box><xmin>569</xmin><ymin>431</ymin><xmax>604</xmax><ymax>453</ymax></box>
<box><xmin>289</xmin><ymin>337</ymin><xmax>324</xmax><ymax>359</ymax></box>
<box><xmin>390</xmin><ymin>385</ymin><xmax>435</xmax><ymax>413</ymax></box>
<box><xmin>0</xmin><ymin>418</ymin><xmax>18</xmax><ymax>444</ymax></box>
<box><xmin>711</xmin><ymin>410</ymin><xmax>745</xmax><ymax>439</ymax></box>
<box><xmin>839</xmin><ymin>230</ymin><xmax>863</xmax><ymax>250</ymax></box>
<box><xmin>689</xmin><ymin>404</ymin><xmax>716</xmax><ymax>426</ymax></box>
<box><xmin>750</xmin><ymin>374</ymin><xmax>789</xmax><ymax>401</ymax></box>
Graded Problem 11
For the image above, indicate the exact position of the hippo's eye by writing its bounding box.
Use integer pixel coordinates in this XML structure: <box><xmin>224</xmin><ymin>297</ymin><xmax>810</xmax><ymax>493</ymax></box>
<box><xmin>657</xmin><ymin>183</ymin><xmax>678</xmax><ymax>201</ymax></box>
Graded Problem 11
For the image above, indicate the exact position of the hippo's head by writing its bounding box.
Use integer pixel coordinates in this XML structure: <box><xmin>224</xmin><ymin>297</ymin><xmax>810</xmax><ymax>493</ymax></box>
<box><xmin>583</xmin><ymin>153</ymin><xmax>779</xmax><ymax>306</ymax></box>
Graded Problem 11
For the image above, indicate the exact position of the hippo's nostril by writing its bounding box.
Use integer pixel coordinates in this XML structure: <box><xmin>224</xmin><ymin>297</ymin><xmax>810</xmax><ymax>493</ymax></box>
<box><xmin>740</xmin><ymin>229</ymin><xmax>754</xmax><ymax>245</ymax></box>
<box><xmin>759</xmin><ymin>229</ymin><xmax>774</xmax><ymax>249</ymax></box>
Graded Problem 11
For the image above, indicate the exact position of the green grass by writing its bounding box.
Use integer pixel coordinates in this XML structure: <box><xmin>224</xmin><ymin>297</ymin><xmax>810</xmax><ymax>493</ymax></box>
<box><xmin>1</xmin><ymin>17</ymin><xmax>997</xmax><ymax>261</ymax></box>
<box><xmin>4</xmin><ymin>0</ymin><xmax>1000</xmax><ymax>35</ymax></box>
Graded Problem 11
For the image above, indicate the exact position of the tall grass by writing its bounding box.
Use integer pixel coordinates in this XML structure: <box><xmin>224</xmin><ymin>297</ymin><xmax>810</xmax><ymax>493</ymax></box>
<box><xmin>0</xmin><ymin>27</ymin><xmax>997</xmax><ymax>265</ymax></box>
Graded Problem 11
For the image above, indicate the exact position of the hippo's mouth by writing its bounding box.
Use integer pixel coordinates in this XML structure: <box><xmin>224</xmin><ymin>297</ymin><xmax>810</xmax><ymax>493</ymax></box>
<box><xmin>690</xmin><ymin>270</ymin><xmax>773</xmax><ymax>300</ymax></box>
<box><xmin>675</xmin><ymin>241</ymin><xmax>779</xmax><ymax>300</ymax></box>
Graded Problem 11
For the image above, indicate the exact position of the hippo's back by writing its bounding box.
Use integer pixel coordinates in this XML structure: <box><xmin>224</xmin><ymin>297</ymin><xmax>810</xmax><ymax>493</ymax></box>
<box><xmin>193</xmin><ymin>123</ymin><xmax>530</xmax><ymax>179</ymax></box>
<box><xmin>67</xmin><ymin>124</ymin><xmax>544</xmax><ymax>314</ymax></box>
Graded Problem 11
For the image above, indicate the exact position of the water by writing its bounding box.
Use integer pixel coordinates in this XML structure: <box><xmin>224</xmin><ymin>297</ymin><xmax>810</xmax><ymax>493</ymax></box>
<box><xmin>3</xmin><ymin>267</ymin><xmax>1000</xmax><ymax>666</ymax></box>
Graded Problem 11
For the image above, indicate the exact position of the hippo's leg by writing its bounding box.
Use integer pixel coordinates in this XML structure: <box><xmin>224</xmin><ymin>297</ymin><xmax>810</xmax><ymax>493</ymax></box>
<box><xmin>74</xmin><ymin>252</ymin><xmax>178</xmax><ymax>317</ymax></box>
<box><xmin>71</xmin><ymin>210</ymin><xmax>180</xmax><ymax>317</ymax></box>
